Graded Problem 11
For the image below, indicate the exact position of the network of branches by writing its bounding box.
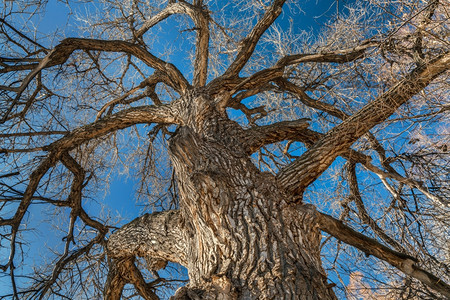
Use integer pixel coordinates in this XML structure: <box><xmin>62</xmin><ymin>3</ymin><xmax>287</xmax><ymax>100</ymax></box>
<box><xmin>0</xmin><ymin>0</ymin><xmax>449</xmax><ymax>299</ymax></box>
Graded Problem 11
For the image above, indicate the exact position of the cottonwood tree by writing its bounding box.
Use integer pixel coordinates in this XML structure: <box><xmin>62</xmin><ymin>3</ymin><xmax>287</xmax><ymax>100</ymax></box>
<box><xmin>1</xmin><ymin>0</ymin><xmax>449</xmax><ymax>299</ymax></box>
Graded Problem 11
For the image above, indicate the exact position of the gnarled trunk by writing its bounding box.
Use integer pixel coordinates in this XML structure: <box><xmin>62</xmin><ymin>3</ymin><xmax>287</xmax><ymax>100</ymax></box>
<box><xmin>169</xmin><ymin>126</ymin><xmax>335</xmax><ymax>299</ymax></box>
<box><xmin>165</xmin><ymin>91</ymin><xmax>334</xmax><ymax>299</ymax></box>
<box><xmin>106</xmin><ymin>91</ymin><xmax>337</xmax><ymax>299</ymax></box>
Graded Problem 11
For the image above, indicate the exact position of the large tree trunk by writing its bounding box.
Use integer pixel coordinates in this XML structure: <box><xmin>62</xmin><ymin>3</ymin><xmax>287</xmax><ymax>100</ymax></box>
<box><xmin>166</xmin><ymin>92</ymin><xmax>336</xmax><ymax>299</ymax></box>
<box><xmin>106</xmin><ymin>91</ymin><xmax>337</xmax><ymax>299</ymax></box>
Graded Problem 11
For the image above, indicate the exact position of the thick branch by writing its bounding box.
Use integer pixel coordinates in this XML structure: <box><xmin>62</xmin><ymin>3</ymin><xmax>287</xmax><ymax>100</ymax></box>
<box><xmin>186</xmin><ymin>2</ymin><xmax>210</xmax><ymax>87</ymax></box>
<box><xmin>107</xmin><ymin>210</ymin><xmax>187</xmax><ymax>267</ymax></box>
<box><xmin>48</xmin><ymin>104</ymin><xmax>181</xmax><ymax>153</ymax></box>
<box><xmin>36</xmin><ymin>153</ymin><xmax>87</xmax><ymax>298</ymax></box>
<box><xmin>0</xmin><ymin>155</ymin><xmax>55</xmax><ymax>277</ymax></box>
<box><xmin>317</xmin><ymin>212</ymin><xmax>450</xmax><ymax>298</ymax></box>
<box><xmin>231</xmin><ymin>83</ymin><xmax>275</xmax><ymax>103</ymax></box>
<box><xmin>135</xmin><ymin>3</ymin><xmax>185</xmax><ymax>38</ymax></box>
<box><xmin>223</xmin><ymin>0</ymin><xmax>286</xmax><ymax>77</ymax></box>
<box><xmin>104</xmin><ymin>260</ymin><xmax>127</xmax><ymax>300</ymax></box>
<box><xmin>271</xmin><ymin>80</ymin><xmax>446</xmax><ymax>206</ymax></box>
<box><xmin>105</xmin><ymin>257</ymin><xmax>160</xmax><ymax>300</ymax></box>
<box><xmin>275</xmin><ymin>78</ymin><xmax>348</xmax><ymax>120</ymax></box>
<box><xmin>243</xmin><ymin>119</ymin><xmax>310</xmax><ymax>154</ymax></box>
<box><xmin>230</xmin><ymin>67</ymin><xmax>283</xmax><ymax>96</ymax></box>
<box><xmin>275</xmin><ymin>41</ymin><xmax>379</xmax><ymax>66</ymax></box>
<box><xmin>277</xmin><ymin>52</ymin><xmax>450</xmax><ymax>199</ymax></box>
<box><xmin>214</xmin><ymin>41</ymin><xmax>378</xmax><ymax>104</ymax></box>
<box><xmin>105</xmin><ymin>210</ymin><xmax>186</xmax><ymax>299</ymax></box>
<box><xmin>0</xmin><ymin>131</ymin><xmax>68</xmax><ymax>138</ymax></box>
<box><xmin>1</xmin><ymin>104</ymin><xmax>179</xmax><ymax>227</ymax></box>
<box><xmin>53</xmin><ymin>38</ymin><xmax>189</xmax><ymax>92</ymax></box>
<box><xmin>96</xmin><ymin>73</ymin><xmax>167</xmax><ymax>120</ymax></box>
<box><xmin>245</xmin><ymin>121</ymin><xmax>445</xmax><ymax>208</ymax></box>
<box><xmin>135</xmin><ymin>2</ymin><xmax>209</xmax><ymax>86</ymax></box>
<box><xmin>243</xmin><ymin>121</ymin><xmax>369</xmax><ymax>162</ymax></box>
<box><xmin>0</xmin><ymin>38</ymin><xmax>189</xmax><ymax>101</ymax></box>
<box><xmin>0</xmin><ymin>104</ymin><xmax>179</xmax><ymax>277</ymax></box>
<box><xmin>220</xmin><ymin>67</ymin><xmax>283</xmax><ymax>109</ymax></box>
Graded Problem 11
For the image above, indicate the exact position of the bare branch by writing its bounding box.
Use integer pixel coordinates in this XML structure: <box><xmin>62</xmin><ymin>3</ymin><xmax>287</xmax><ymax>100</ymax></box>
<box><xmin>277</xmin><ymin>52</ymin><xmax>450</xmax><ymax>200</ymax></box>
<box><xmin>38</xmin><ymin>234</ymin><xmax>105</xmax><ymax>299</ymax></box>
<box><xmin>243</xmin><ymin>119</ymin><xmax>310</xmax><ymax>154</ymax></box>
<box><xmin>222</xmin><ymin>0</ymin><xmax>286</xmax><ymax>77</ymax></box>
<box><xmin>230</xmin><ymin>67</ymin><xmax>283</xmax><ymax>96</ymax></box>
<box><xmin>95</xmin><ymin>73</ymin><xmax>167</xmax><ymax>120</ymax></box>
<box><xmin>0</xmin><ymin>103</ymin><xmax>181</xmax><ymax>279</ymax></box>
<box><xmin>0</xmin><ymin>131</ymin><xmax>68</xmax><ymax>138</ymax></box>
<box><xmin>105</xmin><ymin>257</ymin><xmax>160</xmax><ymax>300</ymax></box>
<box><xmin>135</xmin><ymin>2</ymin><xmax>210</xmax><ymax>87</ymax></box>
<box><xmin>346</xmin><ymin>162</ymin><xmax>405</xmax><ymax>252</ymax></box>
<box><xmin>275</xmin><ymin>41</ymin><xmax>379</xmax><ymax>66</ymax></box>
<box><xmin>213</xmin><ymin>41</ymin><xmax>377</xmax><ymax>101</ymax></box>
<box><xmin>244</xmin><ymin>118</ymin><xmax>445</xmax><ymax>209</ymax></box>
<box><xmin>0</xmin><ymin>17</ymin><xmax>49</xmax><ymax>52</ymax></box>
<box><xmin>55</xmin><ymin>38</ymin><xmax>189</xmax><ymax>92</ymax></box>
<box><xmin>123</xmin><ymin>258</ymin><xmax>160</xmax><ymax>300</ymax></box>
<box><xmin>1</xmin><ymin>1</ymin><xmax>448</xmax><ymax>298</ymax></box>
<box><xmin>317</xmin><ymin>212</ymin><xmax>450</xmax><ymax>298</ymax></box>
<box><xmin>48</xmin><ymin>103</ymin><xmax>182</xmax><ymax>153</ymax></box>
<box><xmin>0</xmin><ymin>62</ymin><xmax>39</xmax><ymax>74</ymax></box>
<box><xmin>190</xmin><ymin>3</ymin><xmax>210</xmax><ymax>87</ymax></box>
<box><xmin>105</xmin><ymin>210</ymin><xmax>185</xmax><ymax>297</ymax></box>
<box><xmin>135</xmin><ymin>4</ymin><xmax>184</xmax><ymax>39</ymax></box>
<box><xmin>361</xmin><ymin>157</ymin><xmax>450</xmax><ymax>208</ymax></box>
<box><xmin>274</xmin><ymin>78</ymin><xmax>447</xmax><ymax>206</ymax></box>
<box><xmin>231</xmin><ymin>83</ymin><xmax>275</xmax><ymax>104</ymax></box>
<box><xmin>3</xmin><ymin>104</ymin><xmax>180</xmax><ymax>224</ymax></box>
<box><xmin>1</xmin><ymin>38</ymin><xmax>190</xmax><ymax>122</ymax></box>
<box><xmin>275</xmin><ymin>78</ymin><xmax>348</xmax><ymax>120</ymax></box>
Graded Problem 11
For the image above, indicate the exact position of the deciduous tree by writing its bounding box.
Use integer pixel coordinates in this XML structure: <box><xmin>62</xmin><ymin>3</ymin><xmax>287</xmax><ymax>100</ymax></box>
<box><xmin>1</xmin><ymin>0</ymin><xmax>449</xmax><ymax>299</ymax></box>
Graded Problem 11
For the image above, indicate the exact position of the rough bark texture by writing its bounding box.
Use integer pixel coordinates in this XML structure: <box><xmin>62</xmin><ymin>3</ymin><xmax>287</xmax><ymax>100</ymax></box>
<box><xmin>107</xmin><ymin>91</ymin><xmax>337</xmax><ymax>299</ymax></box>
<box><xmin>168</xmin><ymin>92</ymin><xmax>336</xmax><ymax>299</ymax></box>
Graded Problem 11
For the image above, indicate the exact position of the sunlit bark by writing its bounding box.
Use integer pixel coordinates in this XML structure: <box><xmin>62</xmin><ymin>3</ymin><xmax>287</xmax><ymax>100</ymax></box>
<box><xmin>1</xmin><ymin>0</ymin><xmax>449</xmax><ymax>299</ymax></box>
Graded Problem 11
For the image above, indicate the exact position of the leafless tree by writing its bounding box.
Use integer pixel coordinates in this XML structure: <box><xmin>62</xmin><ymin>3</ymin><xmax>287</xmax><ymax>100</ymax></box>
<box><xmin>1</xmin><ymin>0</ymin><xmax>449</xmax><ymax>299</ymax></box>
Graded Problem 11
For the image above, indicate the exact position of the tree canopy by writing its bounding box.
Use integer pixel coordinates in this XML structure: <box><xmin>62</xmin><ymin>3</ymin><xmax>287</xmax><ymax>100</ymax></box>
<box><xmin>0</xmin><ymin>0</ymin><xmax>449</xmax><ymax>299</ymax></box>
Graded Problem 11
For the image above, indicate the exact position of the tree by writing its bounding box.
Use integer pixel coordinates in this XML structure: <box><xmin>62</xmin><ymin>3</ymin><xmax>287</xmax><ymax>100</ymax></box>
<box><xmin>0</xmin><ymin>0</ymin><xmax>449</xmax><ymax>298</ymax></box>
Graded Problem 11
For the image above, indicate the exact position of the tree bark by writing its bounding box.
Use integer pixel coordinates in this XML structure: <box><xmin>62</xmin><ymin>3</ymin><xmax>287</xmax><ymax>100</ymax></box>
<box><xmin>163</xmin><ymin>92</ymin><xmax>337</xmax><ymax>299</ymax></box>
<box><xmin>106</xmin><ymin>91</ymin><xmax>337</xmax><ymax>299</ymax></box>
<box><xmin>3</xmin><ymin>1</ymin><xmax>450</xmax><ymax>298</ymax></box>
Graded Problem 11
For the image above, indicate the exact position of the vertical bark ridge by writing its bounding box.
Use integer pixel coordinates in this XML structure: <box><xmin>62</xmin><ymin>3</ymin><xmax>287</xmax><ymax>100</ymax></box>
<box><xmin>168</xmin><ymin>101</ymin><xmax>336</xmax><ymax>298</ymax></box>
